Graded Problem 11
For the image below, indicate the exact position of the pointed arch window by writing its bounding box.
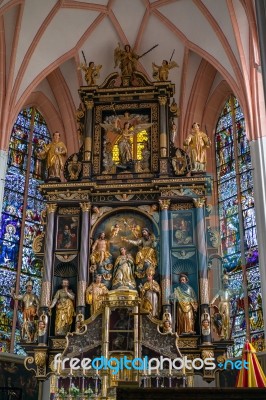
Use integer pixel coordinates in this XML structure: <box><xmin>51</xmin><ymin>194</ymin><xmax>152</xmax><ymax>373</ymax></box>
<box><xmin>0</xmin><ymin>107</ymin><xmax>51</xmax><ymax>354</ymax></box>
<box><xmin>215</xmin><ymin>96</ymin><xmax>264</xmax><ymax>357</ymax></box>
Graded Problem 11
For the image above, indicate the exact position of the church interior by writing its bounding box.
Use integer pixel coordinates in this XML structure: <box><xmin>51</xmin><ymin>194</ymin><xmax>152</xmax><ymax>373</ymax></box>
<box><xmin>0</xmin><ymin>1</ymin><xmax>266</xmax><ymax>399</ymax></box>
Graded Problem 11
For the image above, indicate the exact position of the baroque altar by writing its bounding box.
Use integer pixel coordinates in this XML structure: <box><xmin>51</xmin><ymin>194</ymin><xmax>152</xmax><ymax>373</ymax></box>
<box><xmin>23</xmin><ymin>65</ymin><xmax>230</xmax><ymax>399</ymax></box>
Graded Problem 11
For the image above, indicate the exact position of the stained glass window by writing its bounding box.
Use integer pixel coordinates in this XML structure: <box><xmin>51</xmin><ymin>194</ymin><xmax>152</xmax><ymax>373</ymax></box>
<box><xmin>0</xmin><ymin>107</ymin><xmax>50</xmax><ymax>354</ymax></box>
<box><xmin>215</xmin><ymin>96</ymin><xmax>264</xmax><ymax>357</ymax></box>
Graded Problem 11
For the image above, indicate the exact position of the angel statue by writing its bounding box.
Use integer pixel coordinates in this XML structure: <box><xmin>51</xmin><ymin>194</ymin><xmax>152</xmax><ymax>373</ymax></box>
<box><xmin>79</xmin><ymin>61</ymin><xmax>102</xmax><ymax>86</ymax></box>
<box><xmin>152</xmin><ymin>59</ymin><xmax>179</xmax><ymax>81</ymax></box>
<box><xmin>100</xmin><ymin>117</ymin><xmax>152</xmax><ymax>166</ymax></box>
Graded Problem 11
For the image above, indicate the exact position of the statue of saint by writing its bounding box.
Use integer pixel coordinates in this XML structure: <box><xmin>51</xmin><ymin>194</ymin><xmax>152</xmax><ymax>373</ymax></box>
<box><xmin>11</xmin><ymin>279</ymin><xmax>39</xmax><ymax>342</ymax></box>
<box><xmin>123</xmin><ymin>228</ymin><xmax>157</xmax><ymax>278</ymax></box>
<box><xmin>39</xmin><ymin>131</ymin><xmax>67</xmax><ymax>180</ymax></box>
<box><xmin>112</xmin><ymin>247</ymin><xmax>136</xmax><ymax>290</ymax></box>
<box><xmin>173</xmin><ymin>274</ymin><xmax>198</xmax><ymax>335</ymax></box>
<box><xmin>86</xmin><ymin>274</ymin><xmax>108</xmax><ymax>315</ymax></box>
<box><xmin>210</xmin><ymin>272</ymin><xmax>232</xmax><ymax>340</ymax></box>
<box><xmin>49</xmin><ymin>279</ymin><xmax>75</xmax><ymax>336</ymax></box>
<box><xmin>183</xmin><ymin>122</ymin><xmax>211</xmax><ymax>172</ymax></box>
<box><xmin>114</xmin><ymin>43</ymin><xmax>139</xmax><ymax>78</ymax></box>
<box><xmin>152</xmin><ymin>59</ymin><xmax>179</xmax><ymax>81</ymax></box>
<box><xmin>140</xmin><ymin>266</ymin><xmax>161</xmax><ymax>318</ymax></box>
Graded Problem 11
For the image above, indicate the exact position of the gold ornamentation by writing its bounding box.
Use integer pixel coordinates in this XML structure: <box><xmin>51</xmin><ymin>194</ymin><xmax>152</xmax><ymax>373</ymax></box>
<box><xmin>160</xmin><ymin>147</ymin><xmax>167</xmax><ymax>157</ymax></box>
<box><xmin>83</xmin><ymin>163</ymin><xmax>90</xmax><ymax>176</ymax></box>
<box><xmin>40</xmin><ymin>281</ymin><xmax>51</xmax><ymax>307</ymax></box>
<box><xmin>193</xmin><ymin>197</ymin><xmax>205</xmax><ymax>208</ymax></box>
<box><xmin>24</xmin><ymin>356</ymin><xmax>35</xmax><ymax>371</ymax></box>
<box><xmin>159</xmin><ymin>158</ymin><xmax>168</xmax><ymax>173</ymax></box>
<box><xmin>58</xmin><ymin>208</ymin><xmax>80</xmax><ymax>215</ymax></box>
<box><xmin>158</xmin><ymin>96</ymin><xmax>167</xmax><ymax>106</ymax></box>
<box><xmin>68</xmin><ymin>154</ymin><xmax>82</xmax><ymax>180</ymax></box>
<box><xmin>77</xmin><ymin>280</ymin><xmax>87</xmax><ymax>306</ymax></box>
<box><xmin>48</xmin><ymin>191</ymin><xmax>90</xmax><ymax>201</ymax></box>
<box><xmin>50</xmin><ymin>338</ymin><xmax>67</xmax><ymax>349</ymax></box>
<box><xmin>34</xmin><ymin>350</ymin><xmax>47</xmax><ymax>367</ymax></box>
<box><xmin>159</xmin><ymin>199</ymin><xmax>170</xmax><ymax>210</ymax></box>
<box><xmin>178</xmin><ymin>338</ymin><xmax>198</xmax><ymax>348</ymax></box>
<box><xmin>171</xmin><ymin>203</ymin><xmax>193</xmax><ymax>210</ymax></box>
<box><xmin>85</xmin><ymin>100</ymin><xmax>94</xmax><ymax>110</ymax></box>
<box><xmin>80</xmin><ymin>202</ymin><xmax>91</xmax><ymax>212</ymax></box>
<box><xmin>217</xmin><ymin>355</ymin><xmax>225</xmax><ymax>364</ymax></box>
<box><xmin>32</xmin><ymin>232</ymin><xmax>45</xmax><ymax>253</ymax></box>
<box><xmin>201</xmin><ymin>349</ymin><xmax>214</xmax><ymax>359</ymax></box>
<box><xmin>46</xmin><ymin>203</ymin><xmax>57</xmax><ymax>213</ymax></box>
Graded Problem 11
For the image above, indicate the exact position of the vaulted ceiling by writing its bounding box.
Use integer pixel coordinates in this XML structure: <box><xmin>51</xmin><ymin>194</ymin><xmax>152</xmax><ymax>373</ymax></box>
<box><xmin>0</xmin><ymin>0</ymin><xmax>262</xmax><ymax>152</ymax></box>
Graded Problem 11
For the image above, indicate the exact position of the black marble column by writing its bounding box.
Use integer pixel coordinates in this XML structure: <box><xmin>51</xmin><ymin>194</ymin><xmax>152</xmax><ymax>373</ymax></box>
<box><xmin>77</xmin><ymin>202</ymin><xmax>91</xmax><ymax>317</ymax></box>
<box><xmin>159</xmin><ymin>199</ymin><xmax>171</xmax><ymax>309</ymax></box>
<box><xmin>193</xmin><ymin>198</ymin><xmax>211</xmax><ymax>344</ymax></box>
<box><xmin>158</xmin><ymin>96</ymin><xmax>169</xmax><ymax>175</ymax></box>
<box><xmin>39</xmin><ymin>203</ymin><xmax>57</xmax><ymax>344</ymax></box>
<box><xmin>82</xmin><ymin>99</ymin><xmax>94</xmax><ymax>178</ymax></box>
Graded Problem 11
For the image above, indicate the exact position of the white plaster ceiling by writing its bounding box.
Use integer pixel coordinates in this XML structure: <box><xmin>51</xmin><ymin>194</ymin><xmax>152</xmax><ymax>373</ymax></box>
<box><xmin>0</xmin><ymin>0</ymin><xmax>258</xmax><ymax>148</ymax></box>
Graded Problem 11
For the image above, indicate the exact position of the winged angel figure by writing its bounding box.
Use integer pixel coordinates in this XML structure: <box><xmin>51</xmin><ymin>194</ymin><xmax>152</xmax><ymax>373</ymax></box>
<box><xmin>100</xmin><ymin>117</ymin><xmax>152</xmax><ymax>166</ymax></box>
<box><xmin>152</xmin><ymin>59</ymin><xmax>179</xmax><ymax>81</ymax></box>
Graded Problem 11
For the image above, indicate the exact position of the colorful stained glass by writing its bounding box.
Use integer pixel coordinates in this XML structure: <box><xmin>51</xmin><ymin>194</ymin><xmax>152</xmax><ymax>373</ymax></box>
<box><xmin>215</xmin><ymin>96</ymin><xmax>263</xmax><ymax>356</ymax></box>
<box><xmin>0</xmin><ymin>107</ymin><xmax>50</xmax><ymax>353</ymax></box>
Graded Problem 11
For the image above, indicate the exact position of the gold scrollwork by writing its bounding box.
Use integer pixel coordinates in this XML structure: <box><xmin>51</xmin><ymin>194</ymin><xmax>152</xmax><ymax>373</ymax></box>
<box><xmin>58</xmin><ymin>208</ymin><xmax>80</xmax><ymax>215</ymax></box>
<box><xmin>32</xmin><ymin>232</ymin><xmax>45</xmax><ymax>253</ymax></box>
<box><xmin>34</xmin><ymin>350</ymin><xmax>47</xmax><ymax>367</ymax></box>
<box><xmin>171</xmin><ymin>203</ymin><xmax>193</xmax><ymax>210</ymax></box>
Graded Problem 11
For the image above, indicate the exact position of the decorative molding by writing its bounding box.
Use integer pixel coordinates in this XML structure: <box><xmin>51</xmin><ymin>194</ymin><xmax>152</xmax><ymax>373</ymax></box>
<box><xmin>58</xmin><ymin>208</ymin><xmax>80</xmax><ymax>215</ymax></box>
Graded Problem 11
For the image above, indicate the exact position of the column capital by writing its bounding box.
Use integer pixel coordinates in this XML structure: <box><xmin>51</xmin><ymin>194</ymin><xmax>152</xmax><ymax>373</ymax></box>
<box><xmin>80</xmin><ymin>202</ymin><xmax>91</xmax><ymax>212</ymax></box>
<box><xmin>158</xmin><ymin>96</ymin><xmax>167</xmax><ymax>106</ymax></box>
<box><xmin>159</xmin><ymin>199</ymin><xmax>171</xmax><ymax>210</ymax></box>
<box><xmin>85</xmin><ymin>99</ymin><xmax>94</xmax><ymax>110</ymax></box>
<box><xmin>193</xmin><ymin>197</ymin><xmax>205</xmax><ymax>208</ymax></box>
<box><xmin>46</xmin><ymin>203</ymin><xmax>57</xmax><ymax>213</ymax></box>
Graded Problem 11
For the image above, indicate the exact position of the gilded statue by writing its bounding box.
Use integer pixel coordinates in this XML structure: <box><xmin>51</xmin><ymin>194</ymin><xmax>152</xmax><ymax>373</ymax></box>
<box><xmin>210</xmin><ymin>271</ymin><xmax>232</xmax><ymax>340</ymax></box>
<box><xmin>140</xmin><ymin>266</ymin><xmax>161</xmax><ymax>318</ymax></box>
<box><xmin>173</xmin><ymin>274</ymin><xmax>198</xmax><ymax>335</ymax></box>
<box><xmin>114</xmin><ymin>43</ymin><xmax>139</xmax><ymax>78</ymax></box>
<box><xmin>123</xmin><ymin>228</ymin><xmax>157</xmax><ymax>278</ymax></box>
<box><xmin>112</xmin><ymin>247</ymin><xmax>136</xmax><ymax>290</ymax></box>
<box><xmin>152</xmin><ymin>59</ymin><xmax>179</xmax><ymax>81</ymax></box>
<box><xmin>79</xmin><ymin>61</ymin><xmax>102</xmax><ymax>85</ymax></box>
<box><xmin>39</xmin><ymin>131</ymin><xmax>67</xmax><ymax>180</ymax></box>
<box><xmin>183</xmin><ymin>122</ymin><xmax>211</xmax><ymax>172</ymax></box>
<box><xmin>11</xmin><ymin>279</ymin><xmax>39</xmax><ymax>342</ymax></box>
<box><xmin>86</xmin><ymin>274</ymin><xmax>108</xmax><ymax>315</ymax></box>
<box><xmin>90</xmin><ymin>232</ymin><xmax>112</xmax><ymax>270</ymax></box>
<box><xmin>49</xmin><ymin>279</ymin><xmax>75</xmax><ymax>336</ymax></box>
